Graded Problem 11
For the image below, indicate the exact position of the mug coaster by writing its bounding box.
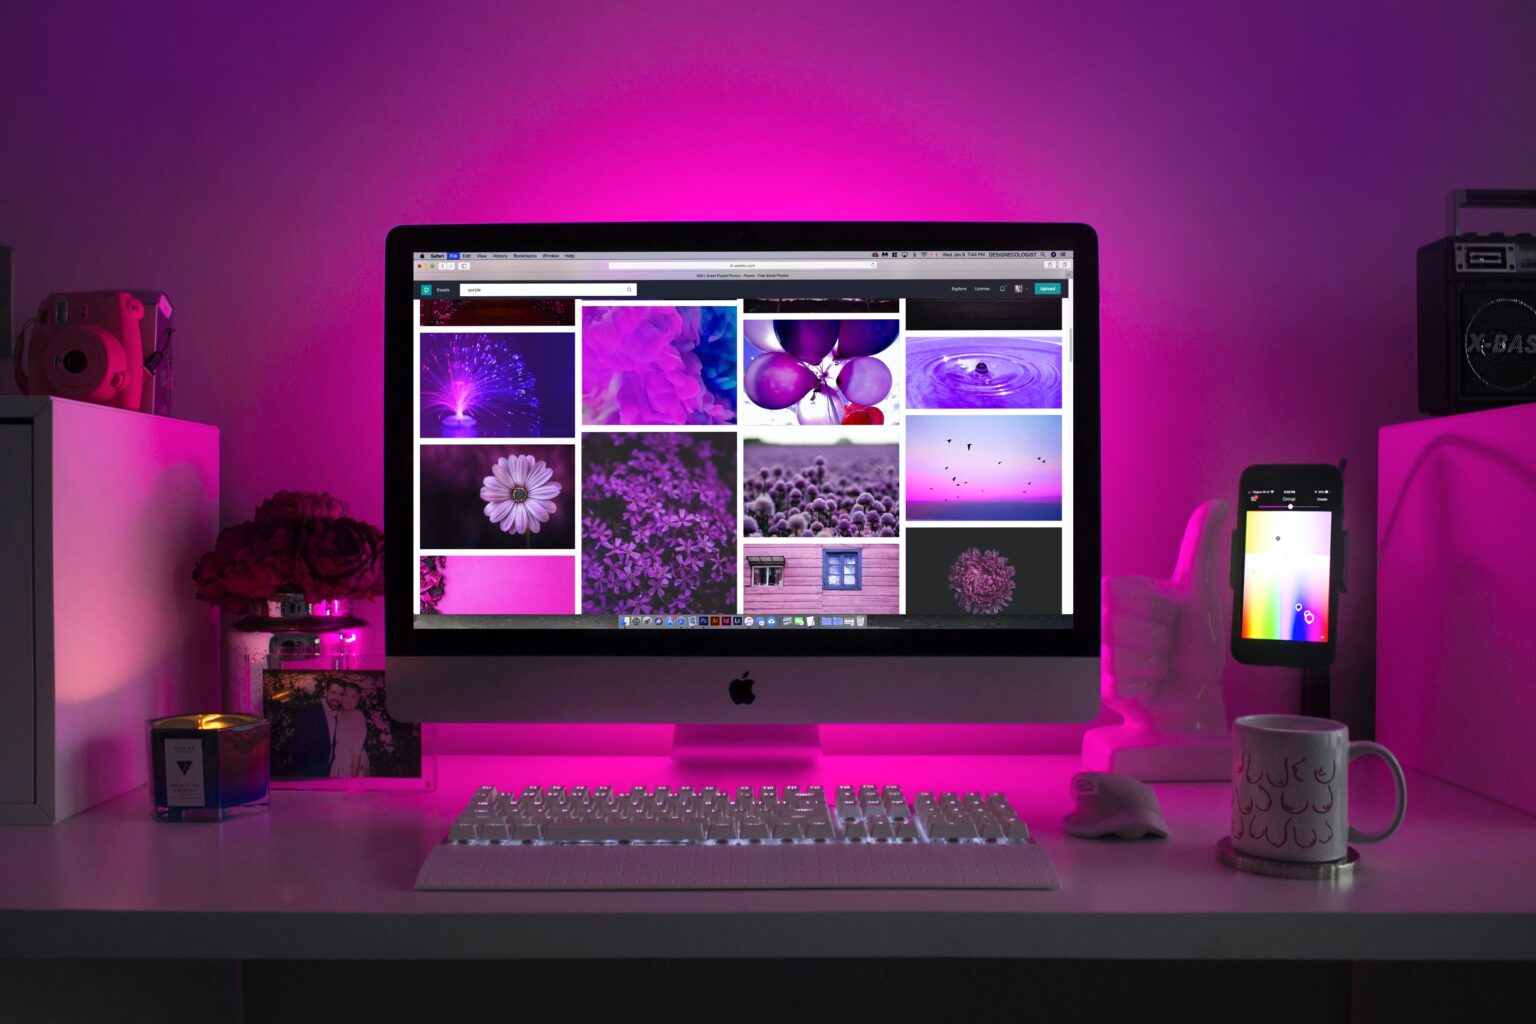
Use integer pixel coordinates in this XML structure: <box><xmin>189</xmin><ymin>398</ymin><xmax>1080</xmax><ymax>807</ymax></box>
<box><xmin>1216</xmin><ymin>837</ymin><xmax>1359</xmax><ymax>879</ymax></box>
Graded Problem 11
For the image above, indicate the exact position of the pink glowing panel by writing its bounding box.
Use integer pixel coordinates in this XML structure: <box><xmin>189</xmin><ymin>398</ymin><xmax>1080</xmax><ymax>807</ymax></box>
<box><xmin>1377</xmin><ymin>403</ymin><xmax>1536</xmax><ymax>817</ymax></box>
<box><xmin>427</xmin><ymin>721</ymin><xmax>1096</xmax><ymax>759</ymax></box>
<box><xmin>430</xmin><ymin>555</ymin><xmax>576</xmax><ymax>615</ymax></box>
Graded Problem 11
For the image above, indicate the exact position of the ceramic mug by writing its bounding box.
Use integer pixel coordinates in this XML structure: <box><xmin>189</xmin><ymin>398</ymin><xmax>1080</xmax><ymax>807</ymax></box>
<box><xmin>1230</xmin><ymin>714</ymin><xmax>1407</xmax><ymax>863</ymax></box>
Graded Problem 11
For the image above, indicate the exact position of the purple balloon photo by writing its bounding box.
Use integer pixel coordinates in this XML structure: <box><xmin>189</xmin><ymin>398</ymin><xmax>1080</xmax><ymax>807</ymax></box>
<box><xmin>773</xmin><ymin>320</ymin><xmax>839</xmax><ymax>364</ymax></box>
<box><xmin>744</xmin><ymin>352</ymin><xmax>818</xmax><ymax>409</ymax></box>
<box><xmin>837</xmin><ymin>356</ymin><xmax>893</xmax><ymax>406</ymax></box>
<box><xmin>743</xmin><ymin>318</ymin><xmax>783</xmax><ymax>353</ymax></box>
<box><xmin>742</xmin><ymin>317</ymin><xmax>902</xmax><ymax>426</ymax></box>
<box><xmin>833</xmin><ymin>320</ymin><xmax>899</xmax><ymax>359</ymax></box>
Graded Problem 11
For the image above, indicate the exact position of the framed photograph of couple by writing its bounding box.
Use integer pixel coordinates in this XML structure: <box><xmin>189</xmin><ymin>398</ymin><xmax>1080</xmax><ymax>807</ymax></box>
<box><xmin>262</xmin><ymin>668</ymin><xmax>427</xmax><ymax>788</ymax></box>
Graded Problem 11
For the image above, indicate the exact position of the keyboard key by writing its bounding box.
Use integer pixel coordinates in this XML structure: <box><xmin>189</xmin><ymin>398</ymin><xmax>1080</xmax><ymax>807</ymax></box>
<box><xmin>773</xmin><ymin>822</ymin><xmax>804</xmax><ymax>841</ymax></box>
<box><xmin>740</xmin><ymin>820</ymin><xmax>771</xmax><ymax>841</ymax></box>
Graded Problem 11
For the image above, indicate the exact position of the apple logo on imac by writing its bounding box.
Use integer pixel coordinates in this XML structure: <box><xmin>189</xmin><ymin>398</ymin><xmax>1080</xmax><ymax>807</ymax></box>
<box><xmin>729</xmin><ymin>672</ymin><xmax>756</xmax><ymax>705</ymax></box>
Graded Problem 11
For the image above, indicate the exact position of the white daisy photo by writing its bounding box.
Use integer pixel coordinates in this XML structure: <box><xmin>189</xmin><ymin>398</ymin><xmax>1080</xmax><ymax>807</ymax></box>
<box><xmin>480</xmin><ymin>454</ymin><xmax>562</xmax><ymax>535</ymax></box>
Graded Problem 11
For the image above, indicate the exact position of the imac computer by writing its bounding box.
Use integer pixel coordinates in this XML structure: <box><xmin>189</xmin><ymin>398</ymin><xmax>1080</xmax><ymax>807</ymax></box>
<box><xmin>384</xmin><ymin>223</ymin><xmax>1099</xmax><ymax>730</ymax></box>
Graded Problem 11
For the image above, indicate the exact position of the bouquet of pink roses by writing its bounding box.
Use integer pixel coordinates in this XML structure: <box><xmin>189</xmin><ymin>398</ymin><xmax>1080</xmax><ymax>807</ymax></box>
<box><xmin>192</xmin><ymin>491</ymin><xmax>384</xmax><ymax>612</ymax></box>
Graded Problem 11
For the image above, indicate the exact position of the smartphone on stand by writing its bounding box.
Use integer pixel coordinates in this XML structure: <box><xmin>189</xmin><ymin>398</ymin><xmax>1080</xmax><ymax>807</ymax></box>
<box><xmin>1231</xmin><ymin>463</ymin><xmax>1345</xmax><ymax>671</ymax></box>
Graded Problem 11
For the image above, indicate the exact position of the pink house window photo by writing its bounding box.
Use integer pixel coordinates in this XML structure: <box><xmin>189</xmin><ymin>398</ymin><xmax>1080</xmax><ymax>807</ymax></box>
<box><xmin>743</xmin><ymin>544</ymin><xmax>897</xmax><ymax>615</ymax></box>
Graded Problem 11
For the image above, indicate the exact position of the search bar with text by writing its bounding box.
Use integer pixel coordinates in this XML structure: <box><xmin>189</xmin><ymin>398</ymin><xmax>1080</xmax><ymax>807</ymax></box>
<box><xmin>457</xmin><ymin>283</ymin><xmax>638</xmax><ymax>297</ymax></box>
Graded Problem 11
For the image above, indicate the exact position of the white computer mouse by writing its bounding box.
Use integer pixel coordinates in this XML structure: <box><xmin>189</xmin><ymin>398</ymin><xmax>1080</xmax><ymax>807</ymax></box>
<box><xmin>1064</xmin><ymin>771</ymin><xmax>1170</xmax><ymax>839</ymax></box>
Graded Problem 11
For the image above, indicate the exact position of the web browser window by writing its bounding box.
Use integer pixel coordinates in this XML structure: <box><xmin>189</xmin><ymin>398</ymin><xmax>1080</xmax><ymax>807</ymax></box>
<box><xmin>409</xmin><ymin>250</ymin><xmax>1075</xmax><ymax>631</ymax></box>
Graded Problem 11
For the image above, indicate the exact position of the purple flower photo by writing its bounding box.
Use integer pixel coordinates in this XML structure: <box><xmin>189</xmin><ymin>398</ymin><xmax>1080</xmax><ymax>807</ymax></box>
<box><xmin>581</xmin><ymin>433</ymin><xmax>736</xmax><ymax>614</ymax></box>
<box><xmin>742</xmin><ymin>432</ymin><xmax>900</xmax><ymax>538</ymax></box>
<box><xmin>948</xmin><ymin>547</ymin><xmax>1016</xmax><ymax>614</ymax></box>
<box><xmin>419</xmin><ymin>443</ymin><xmax>575</xmax><ymax>549</ymax></box>
<box><xmin>906</xmin><ymin>527</ymin><xmax>1062</xmax><ymax>617</ymax></box>
<box><xmin>581</xmin><ymin>306</ymin><xmax>737</xmax><ymax>425</ymax></box>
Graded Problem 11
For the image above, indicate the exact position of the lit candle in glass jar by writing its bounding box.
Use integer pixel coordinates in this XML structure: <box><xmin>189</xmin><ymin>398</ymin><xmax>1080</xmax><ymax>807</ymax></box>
<box><xmin>148</xmin><ymin>713</ymin><xmax>270</xmax><ymax>821</ymax></box>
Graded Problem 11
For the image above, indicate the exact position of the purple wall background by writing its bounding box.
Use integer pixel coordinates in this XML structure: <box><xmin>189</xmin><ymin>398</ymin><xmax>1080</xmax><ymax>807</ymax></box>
<box><xmin>5</xmin><ymin>1</ymin><xmax>1534</xmax><ymax>739</ymax></box>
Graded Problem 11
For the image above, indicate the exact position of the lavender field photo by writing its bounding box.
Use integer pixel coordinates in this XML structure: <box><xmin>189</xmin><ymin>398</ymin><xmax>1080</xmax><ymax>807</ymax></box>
<box><xmin>742</xmin><ymin>431</ymin><xmax>900</xmax><ymax>538</ymax></box>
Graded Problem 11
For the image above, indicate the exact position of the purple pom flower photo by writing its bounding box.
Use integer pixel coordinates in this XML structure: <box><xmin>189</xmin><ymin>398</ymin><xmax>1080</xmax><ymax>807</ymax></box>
<box><xmin>906</xmin><ymin>527</ymin><xmax>1062</xmax><ymax>617</ymax></box>
<box><xmin>581</xmin><ymin>433</ymin><xmax>736</xmax><ymax>614</ymax></box>
<box><xmin>947</xmin><ymin>547</ymin><xmax>1016</xmax><ymax>614</ymax></box>
<box><xmin>742</xmin><ymin>430</ymin><xmax>900</xmax><ymax>538</ymax></box>
<box><xmin>582</xmin><ymin>306</ymin><xmax>737</xmax><ymax>425</ymax></box>
<box><xmin>740</xmin><ymin>318</ymin><xmax>902</xmax><ymax>427</ymax></box>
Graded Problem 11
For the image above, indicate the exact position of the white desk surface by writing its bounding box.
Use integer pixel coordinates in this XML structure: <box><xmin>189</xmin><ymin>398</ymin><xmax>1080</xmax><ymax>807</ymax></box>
<box><xmin>2</xmin><ymin>755</ymin><xmax>1533</xmax><ymax>961</ymax></box>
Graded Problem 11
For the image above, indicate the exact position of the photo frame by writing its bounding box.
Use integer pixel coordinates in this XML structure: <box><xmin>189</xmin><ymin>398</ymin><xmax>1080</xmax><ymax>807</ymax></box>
<box><xmin>262</xmin><ymin>668</ymin><xmax>429</xmax><ymax>789</ymax></box>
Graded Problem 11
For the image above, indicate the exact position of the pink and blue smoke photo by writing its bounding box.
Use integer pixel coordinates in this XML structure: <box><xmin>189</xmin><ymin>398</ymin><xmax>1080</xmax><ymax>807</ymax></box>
<box><xmin>581</xmin><ymin>306</ymin><xmax>737</xmax><ymax>426</ymax></box>
<box><xmin>907</xmin><ymin>414</ymin><xmax>1062</xmax><ymax>521</ymax></box>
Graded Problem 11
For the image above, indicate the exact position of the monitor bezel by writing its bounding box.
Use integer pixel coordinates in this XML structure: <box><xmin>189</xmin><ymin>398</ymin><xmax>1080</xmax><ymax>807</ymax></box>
<box><xmin>385</xmin><ymin>222</ymin><xmax>1100</xmax><ymax>659</ymax></box>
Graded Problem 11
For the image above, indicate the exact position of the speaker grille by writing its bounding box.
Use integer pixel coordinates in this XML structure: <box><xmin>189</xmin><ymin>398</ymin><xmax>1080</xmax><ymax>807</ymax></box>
<box><xmin>1459</xmin><ymin>290</ymin><xmax>1536</xmax><ymax>397</ymax></box>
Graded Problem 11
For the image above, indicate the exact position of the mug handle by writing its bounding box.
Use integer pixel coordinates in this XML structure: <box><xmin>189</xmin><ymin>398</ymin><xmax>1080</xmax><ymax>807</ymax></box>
<box><xmin>1347</xmin><ymin>740</ymin><xmax>1407</xmax><ymax>843</ymax></box>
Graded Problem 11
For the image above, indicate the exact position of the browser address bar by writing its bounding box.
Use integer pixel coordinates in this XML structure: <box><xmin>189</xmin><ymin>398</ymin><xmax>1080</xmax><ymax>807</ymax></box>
<box><xmin>607</xmin><ymin>260</ymin><xmax>878</xmax><ymax>271</ymax></box>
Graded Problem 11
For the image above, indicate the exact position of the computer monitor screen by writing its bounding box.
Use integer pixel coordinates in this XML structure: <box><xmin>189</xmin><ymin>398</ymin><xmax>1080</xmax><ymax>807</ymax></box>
<box><xmin>385</xmin><ymin>224</ymin><xmax>1099</xmax><ymax>723</ymax></box>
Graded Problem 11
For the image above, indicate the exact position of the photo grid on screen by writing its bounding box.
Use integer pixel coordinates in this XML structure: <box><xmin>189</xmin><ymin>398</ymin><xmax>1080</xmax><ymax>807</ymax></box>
<box><xmin>411</xmin><ymin>255</ymin><xmax>1074</xmax><ymax>626</ymax></box>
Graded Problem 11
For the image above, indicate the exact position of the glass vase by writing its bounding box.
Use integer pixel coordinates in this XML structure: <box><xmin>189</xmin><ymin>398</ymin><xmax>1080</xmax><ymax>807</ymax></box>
<box><xmin>223</xmin><ymin>593</ymin><xmax>367</xmax><ymax>713</ymax></box>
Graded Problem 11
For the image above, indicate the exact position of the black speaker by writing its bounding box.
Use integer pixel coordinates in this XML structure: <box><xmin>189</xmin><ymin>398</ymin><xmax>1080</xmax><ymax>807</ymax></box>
<box><xmin>1418</xmin><ymin>189</ymin><xmax>1536</xmax><ymax>416</ymax></box>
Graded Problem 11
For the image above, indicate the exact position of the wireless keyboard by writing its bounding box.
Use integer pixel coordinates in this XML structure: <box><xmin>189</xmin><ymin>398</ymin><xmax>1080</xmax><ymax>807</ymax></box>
<box><xmin>415</xmin><ymin>784</ymin><xmax>1059</xmax><ymax>890</ymax></box>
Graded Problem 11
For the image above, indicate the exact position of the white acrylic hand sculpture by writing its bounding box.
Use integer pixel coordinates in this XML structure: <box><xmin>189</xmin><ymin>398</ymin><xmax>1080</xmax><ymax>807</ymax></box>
<box><xmin>1083</xmin><ymin>498</ymin><xmax>1232</xmax><ymax>780</ymax></box>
